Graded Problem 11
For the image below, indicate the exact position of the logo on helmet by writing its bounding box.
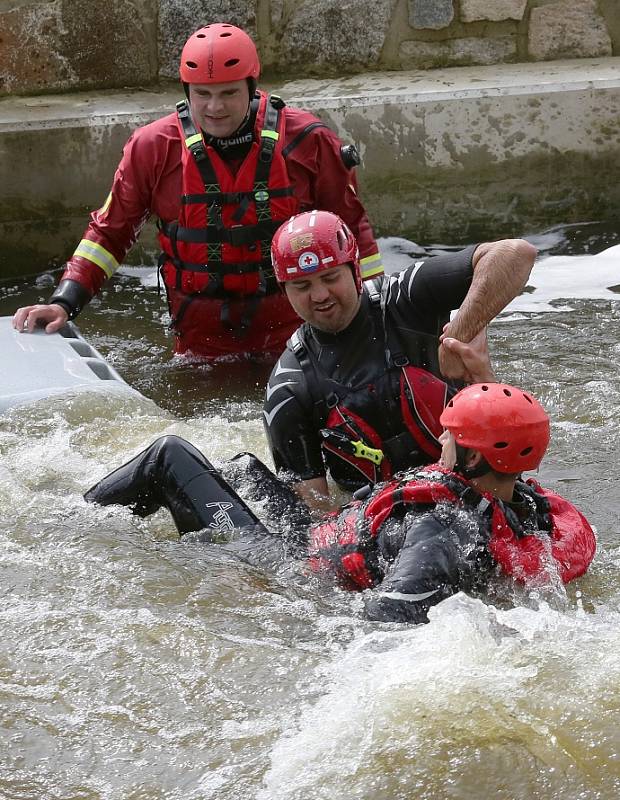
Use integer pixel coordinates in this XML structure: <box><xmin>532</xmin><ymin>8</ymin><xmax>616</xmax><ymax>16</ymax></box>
<box><xmin>290</xmin><ymin>233</ymin><xmax>313</xmax><ymax>252</ymax></box>
<box><xmin>298</xmin><ymin>251</ymin><xmax>320</xmax><ymax>272</ymax></box>
<box><xmin>207</xmin><ymin>42</ymin><xmax>214</xmax><ymax>79</ymax></box>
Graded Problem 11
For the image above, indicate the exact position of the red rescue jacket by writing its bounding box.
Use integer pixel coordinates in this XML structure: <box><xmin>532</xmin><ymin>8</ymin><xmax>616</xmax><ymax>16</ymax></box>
<box><xmin>309</xmin><ymin>466</ymin><xmax>596</xmax><ymax>589</ymax></box>
<box><xmin>158</xmin><ymin>92</ymin><xmax>299</xmax><ymax>338</ymax></box>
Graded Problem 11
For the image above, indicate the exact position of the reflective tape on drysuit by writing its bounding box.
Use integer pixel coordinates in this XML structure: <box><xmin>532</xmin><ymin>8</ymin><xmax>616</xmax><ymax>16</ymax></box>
<box><xmin>360</xmin><ymin>252</ymin><xmax>384</xmax><ymax>280</ymax></box>
<box><xmin>72</xmin><ymin>239</ymin><xmax>120</xmax><ymax>279</ymax></box>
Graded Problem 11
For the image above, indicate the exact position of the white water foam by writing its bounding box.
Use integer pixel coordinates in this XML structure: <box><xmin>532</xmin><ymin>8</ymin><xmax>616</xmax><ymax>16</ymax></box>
<box><xmin>119</xmin><ymin>241</ymin><xmax>620</xmax><ymax>316</ymax></box>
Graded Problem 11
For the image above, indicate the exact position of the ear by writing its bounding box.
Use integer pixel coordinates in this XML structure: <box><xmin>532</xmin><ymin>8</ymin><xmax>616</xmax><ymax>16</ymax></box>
<box><xmin>465</xmin><ymin>449</ymin><xmax>484</xmax><ymax>469</ymax></box>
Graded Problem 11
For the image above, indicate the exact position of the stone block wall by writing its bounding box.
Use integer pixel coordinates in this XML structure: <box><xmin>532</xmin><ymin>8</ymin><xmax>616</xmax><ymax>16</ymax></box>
<box><xmin>0</xmin><ymin>0</ymin><xmax>617</xmax><ymax>96</ymax></box>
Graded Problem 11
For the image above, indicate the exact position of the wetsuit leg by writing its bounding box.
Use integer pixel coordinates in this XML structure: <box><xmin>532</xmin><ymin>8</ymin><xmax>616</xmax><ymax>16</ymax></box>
<box><xmin>84</xmin><ymin>435</ymin><xmax>269</xmax><ymax>537</ymax></box>
<box><xmin>222</xmin><ymin>452</ymin><xmax>311</xmax><ymax>549</ymax></box>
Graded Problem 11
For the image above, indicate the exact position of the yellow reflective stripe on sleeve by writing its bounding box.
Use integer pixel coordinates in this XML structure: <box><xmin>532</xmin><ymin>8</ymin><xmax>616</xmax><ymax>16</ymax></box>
<box><xmin>98</xmin><ymin>192</ymin><xmax>112</xmax><ymax>216</ymax></box>
<box><xmin>261</xmin><ymin>130</ymin><xmax>279</xmax><ymax>141</ymax></box>
<box><xmin>73</xmin><ymin>239</ymin><xmax>120</xmax><ymax>278</ymax></box>
<box><xmin>360</xmin><ymin>252</ymin><xmax>384</xmax><ymax>279</ymax></box>
<box><xmin>185</xmin><ymin>133</ymin><xmax>203</xmax><ymax>148</ymax></box>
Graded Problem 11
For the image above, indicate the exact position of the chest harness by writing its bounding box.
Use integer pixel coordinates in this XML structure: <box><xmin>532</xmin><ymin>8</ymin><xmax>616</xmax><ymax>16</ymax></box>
<box><xmin>158</xmin><ymin>92</ymin><xmax>300</xmax><ymax>337</ymax></box>
<box><xmin>288</xmin><ymin>281</ymin><xmax>449</xmax><ymax>485</ymax></box>
<box><xmin>308</xmin><ymin>466</ymin><xmax>596</xmax><ymax>590</ymax></box>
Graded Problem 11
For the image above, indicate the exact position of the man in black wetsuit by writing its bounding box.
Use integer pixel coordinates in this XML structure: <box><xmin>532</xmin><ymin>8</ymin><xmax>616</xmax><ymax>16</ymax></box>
<box><xmin>262</xmin><ymin>210</ymin><xmax>537</xmax><ymax>509</ymax></box>
<box><xmin>84</xmin><ymin>383</ymin><xmax>595</xmax><ymax>624</ymax></box>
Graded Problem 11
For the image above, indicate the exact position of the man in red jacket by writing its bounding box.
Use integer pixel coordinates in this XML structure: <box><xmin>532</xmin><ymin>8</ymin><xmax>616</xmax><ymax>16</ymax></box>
<box><xmin>13</xmin><ymin>23</ymin><xmax>382</xmax><ymax>360</ymax></box>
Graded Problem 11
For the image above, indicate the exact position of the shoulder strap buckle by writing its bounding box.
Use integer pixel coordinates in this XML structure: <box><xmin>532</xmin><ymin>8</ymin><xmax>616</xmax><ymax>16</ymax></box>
<box><xmin>269</xmin><ymin>94</ymin><xmax>286</xmax><ymax>110</ymax></box>
<box><xmin>289</xmin><ymin>329</ymin><xmax>305</xmax><ymax>356</ymax></box>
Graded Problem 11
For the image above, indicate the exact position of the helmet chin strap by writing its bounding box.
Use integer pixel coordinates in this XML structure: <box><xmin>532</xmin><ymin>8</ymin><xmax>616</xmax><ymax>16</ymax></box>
<box><xmin>454</xmin><ymin>444</ymin><xmax>492</xmax><ymax>479</ymax></box>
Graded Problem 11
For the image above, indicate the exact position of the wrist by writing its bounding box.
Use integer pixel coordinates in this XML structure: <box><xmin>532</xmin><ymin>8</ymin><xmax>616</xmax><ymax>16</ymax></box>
<box><xmin>48</xmin><ymin>279</ymin><xmax>92</xmax><ymax>320</ymax></box>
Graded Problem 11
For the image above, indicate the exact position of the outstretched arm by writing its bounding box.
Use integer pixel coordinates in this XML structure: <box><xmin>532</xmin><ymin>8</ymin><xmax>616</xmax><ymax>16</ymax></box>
<box><xmin>440</xmin><ymin>327</ymin><xmax>496</xmax><ymax>384</ymax></box>
<box><xmin>439</xmin><ymin>239</ymin><xmax>536</xmax><ymax>381</ymax></box>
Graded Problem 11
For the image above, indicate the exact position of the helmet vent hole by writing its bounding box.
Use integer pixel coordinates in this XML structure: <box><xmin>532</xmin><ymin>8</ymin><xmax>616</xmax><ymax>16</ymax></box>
<box><xmin>503</xmin><ymin>388</ymin><xmax>512</xmax><ymax>396</ymax></box>
<box><xmin>225</xmin><ymin>58</ymin><xmax>240</xmax><ymax>67</ymax></box>
<box><xmin>493</xmin><ymin>442</ymin><xmax>509</xmax><ymax>450</ymax></box>
<box><xmin>523</xmin><ymin>394</ymin><xmax>533</xmax><ymax>404</ymax></box>
<box><xmin>336</xmin><ymin>229</ymin><xmax>347</xmax><ymax>250</ymax></box>
<box><xmin>220</xmin><ymin>32</ymin><xmax>233</xmax><ymax>37</ymax></box>
<box><xmin>185</xmin><ymin>61</ymin><xmax>198</xmax><ymax>69</ymax></box>
<box><xmin>197</xmin><ymin>34</ymin><xmax>206</xmax><ymax>39</ymax></box>
<box><xmin>481</xmin><ymin>385</ymin><xmax>489</xmax><ymax>391</ymax></box>
<box><xmin>520</xmin><ymin>446</ymin><xmax>533</xmax><ymax>456</ymax></box>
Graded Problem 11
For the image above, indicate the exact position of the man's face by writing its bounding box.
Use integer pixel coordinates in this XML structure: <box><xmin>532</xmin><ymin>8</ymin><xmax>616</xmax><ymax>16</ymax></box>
<box><xmin>188</xmin><ymin>80</ymin><xmax>250</xmax><ymax>138</ymax></box>
<box><xmin>284</xmin><ymin>264</ymin><xmax>361</xmax><ymax>334</ymax></box>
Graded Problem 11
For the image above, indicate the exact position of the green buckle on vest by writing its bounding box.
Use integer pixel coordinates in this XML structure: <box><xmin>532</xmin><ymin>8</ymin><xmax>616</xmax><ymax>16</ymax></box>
<box><xmin>254</xmin><ymin>190</ymin><xmax>269</xmax><ymax>203</ymax></box>
<box><xmin>351</xmin><ymin>440</ymin><xmax>384</xmax><ymax>465</ymax></box>
<box><xmin>321</xmin><ymin>428</ymin><xmax>384</xmax><ymax>465</ymax></box>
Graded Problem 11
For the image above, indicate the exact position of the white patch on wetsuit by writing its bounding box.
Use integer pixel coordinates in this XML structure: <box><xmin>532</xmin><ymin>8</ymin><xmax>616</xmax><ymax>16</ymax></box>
<box><xmin>398</xmin><ymin>261</ymin><xmax>424</xmax><ymax>300</ymax></box>
<box><xmin>273</xmin><ymin>360</ymin><xmax>302</xmax><ymax>379</ymax></box>
<box><xmin>265</xmin><ymin>380</ymin><xmax>299</xmax><ymax>401</ymax></box>
<box><xmin>377</xmin><ymin>588</ymin><xmax>440</xmax><ymax>602</ymax></box>
<box><xmin>204</xmin><ymin>502</ymin><xmax>235</xmax><ymax>531</ymax></box>
<box><xmin>263</xmin><ymin>396</ymin><xmax>295</xmax><ymax>427</ymax></box>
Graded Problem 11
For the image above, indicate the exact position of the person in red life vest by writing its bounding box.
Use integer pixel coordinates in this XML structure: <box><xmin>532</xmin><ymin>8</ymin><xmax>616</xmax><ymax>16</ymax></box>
<box><xmin>84</xmin><ymin>384</ymin><xmax>595</xmax><ymax>624</ymax></box>
<box><xmin>262</xmin><ymin>210</ymin><xmax>537</xmax><ymax>510</ymax></box>
<box><xmin>313</xmin><ymin>382</ymin><xmax>596</xmax><ymax>623</ymax></box>
<box><xmin>12</xmin><ymin>24</ymin><xmax>381</xmax><ymax>360</ymax></box>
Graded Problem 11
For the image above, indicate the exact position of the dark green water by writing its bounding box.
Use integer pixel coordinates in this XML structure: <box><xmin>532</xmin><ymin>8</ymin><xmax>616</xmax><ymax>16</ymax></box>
<box><xmin>0</xmin><ymin>221</ymin><xmax>619</xmax><ymax>800</ymax></box>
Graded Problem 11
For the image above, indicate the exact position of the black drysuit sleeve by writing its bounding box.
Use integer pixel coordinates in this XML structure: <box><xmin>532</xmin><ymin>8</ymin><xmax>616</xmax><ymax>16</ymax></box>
<box><xmin>364</xmin><ymin>504</ymin><xmax>493</xmax><ymax>624</ymax></box>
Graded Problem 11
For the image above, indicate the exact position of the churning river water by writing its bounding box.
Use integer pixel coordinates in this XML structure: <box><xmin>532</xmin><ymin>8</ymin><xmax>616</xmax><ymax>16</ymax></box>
<box><xmin>0</xmin><ymin>222</ymin><xmax>619</xmax><ymax>800</ymax></box>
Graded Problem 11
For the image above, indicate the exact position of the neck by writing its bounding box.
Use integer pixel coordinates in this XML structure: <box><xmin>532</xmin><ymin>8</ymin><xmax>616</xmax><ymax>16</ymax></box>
<box><xmin>202</xmin><ymin>96</ymin><xmax>256</xmax><ymax>153</ymax></box>
<box><xmin>469</xmin><ymin>472</ymin><xmax>517</xmax><ymax>502</ymax></box>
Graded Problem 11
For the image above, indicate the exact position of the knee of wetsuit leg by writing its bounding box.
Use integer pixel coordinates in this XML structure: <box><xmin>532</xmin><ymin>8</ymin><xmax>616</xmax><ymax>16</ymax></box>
<box><xmin>153</xmin><ymin>435</ymin><xmax>217</xmax><ymax>484</ymax></box>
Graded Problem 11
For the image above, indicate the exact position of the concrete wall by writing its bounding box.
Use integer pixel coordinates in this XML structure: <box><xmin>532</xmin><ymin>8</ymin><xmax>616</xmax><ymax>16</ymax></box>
<box><xmin>0</xmin><ymin>1</ymin><xmax>619</xmax><ymax>278</ymax></box>
<box><xmin>1</xmin><ymin>58</ymin><xmax>619</xmax><ymax>278</ymax></box>
<box><xmin>0</xmin><ymin>0</ymin><xmax>618</xmax><ymax>96</ymax></box>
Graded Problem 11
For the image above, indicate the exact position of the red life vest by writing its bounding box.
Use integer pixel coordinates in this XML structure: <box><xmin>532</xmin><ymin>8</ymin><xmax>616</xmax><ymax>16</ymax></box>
<box><xmin>320</xmin><ymin>366</ymin><xmax>447</xmax><ymax>485</ymax></box>
<box><xmin>158</xmin><ymin>93</ymin><xmax>299</xmax><ymax>340</ymax></box>
<box><xmin>288</xmin><ymin>285</ymin><xmax>449</xmax><ymax>486</ymax></box>
<box><xmin>308</xmin><ymin>466</ymin><xmax>596</xmax><ymax>589</ymax></box>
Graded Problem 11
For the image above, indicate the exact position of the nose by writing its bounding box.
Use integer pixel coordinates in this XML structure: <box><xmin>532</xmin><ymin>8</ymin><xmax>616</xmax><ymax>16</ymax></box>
<box><xmin>309</xmin><ymin>280</ymin><xmax>330</xmax><ymax>303</ymax></box>
<box><xmin>206</xmin><ymin>94</ymin><xmax>225</xmax><ymax>114</ymax></box>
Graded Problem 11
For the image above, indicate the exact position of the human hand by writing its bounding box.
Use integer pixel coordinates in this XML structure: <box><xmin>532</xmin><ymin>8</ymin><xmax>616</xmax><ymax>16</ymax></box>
<box><xmin>12</xmin><ymin>303</ymin><xmax>69</xmax><ymax>334</ymax></box>
<box><xmin>438</xmin><ymin>326</ymin><xmax>495</xmax><ymax>384</ymax></box>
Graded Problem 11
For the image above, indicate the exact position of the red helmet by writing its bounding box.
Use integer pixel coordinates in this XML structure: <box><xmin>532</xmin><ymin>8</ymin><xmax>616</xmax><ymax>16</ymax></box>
<box><xmin>271</xmin><ymin>211</ymin><xmax>362</xmax><ymax>292</ymax></box>
<box><xmin>179</xmin><ymin>24</ymin><xmax>260</xmax><ymax>84</ymax></box>
<box><xmin>439</xmin><ymin>383</ymin><xmax>550</xmax><ymax>473</ymax></box>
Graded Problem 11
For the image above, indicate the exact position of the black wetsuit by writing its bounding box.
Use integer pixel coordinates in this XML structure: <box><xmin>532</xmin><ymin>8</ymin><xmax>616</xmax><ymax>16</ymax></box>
<box><xmin>84</xmin><ymin>435</ymin><xmax>310</xmax><ymax>552</ymax></box>
<box><xmin>355</xmin><ymin>484</ymin><xmax>547</xmax><ymax>624</ymax></box>
<box><xmin>262</xmin><ymin>246</ymin><xmax>477</xmax><ymax>491</ymax></box>
<box><xmin>84</xmin><ymin>434</ymin><xmax>549</xmax><ymax>625</ymax></box>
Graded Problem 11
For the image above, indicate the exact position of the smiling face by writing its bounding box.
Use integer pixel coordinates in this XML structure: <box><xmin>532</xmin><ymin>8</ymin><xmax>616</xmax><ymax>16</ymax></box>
<box><xmin>188</xmin><ymin>80</ymin><xmax>251</xmax><ymax>138</ymax></box>
<box><xmin>283</xmin><ymin>264</ymin><xmax>361</xmax><ymax>333</ymax></box>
